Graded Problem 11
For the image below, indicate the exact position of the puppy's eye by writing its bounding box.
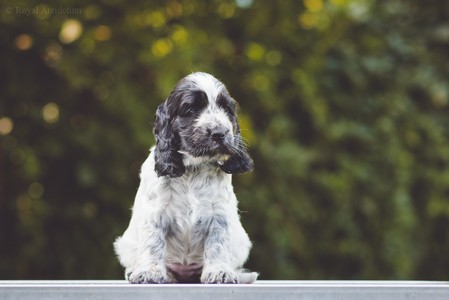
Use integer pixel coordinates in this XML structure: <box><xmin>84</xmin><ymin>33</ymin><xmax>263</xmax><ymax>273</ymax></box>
<box><xmin>181</xmin><ymin>104</ymin><xmax>196</xmax><ymax>116</ymax></box>
<box><xmin>223</xmin><ymin>104</ymin><xmax>235</xmax><ymax>116</ymax></box>
<box><xmin>217</xmin><ymin>94</ymin><xmax>236</xmax><ymax>116</ymax></box>
<box><xmin>181</xmin><ymin>91</ymin><xmax>208</xmax><ymax>116</ymax></box>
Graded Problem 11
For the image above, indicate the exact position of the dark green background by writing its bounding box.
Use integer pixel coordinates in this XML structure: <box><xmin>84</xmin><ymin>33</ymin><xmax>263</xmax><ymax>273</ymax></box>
<box><xmin>1</xmin><ymin>0</ymin><xmax>449</xmax><ymax>280</ymax></box>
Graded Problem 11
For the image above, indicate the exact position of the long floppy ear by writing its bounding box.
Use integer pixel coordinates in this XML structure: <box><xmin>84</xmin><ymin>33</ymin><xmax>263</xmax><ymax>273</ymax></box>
<box><xmin>153</xmin><ymin>101</ymin><xmax>185</xmax><ymax>178</ymax></box>
<box><xmin>220</xmin><ymin>120</ymin><xmax>254</xmax><ymax>174</ymax></box>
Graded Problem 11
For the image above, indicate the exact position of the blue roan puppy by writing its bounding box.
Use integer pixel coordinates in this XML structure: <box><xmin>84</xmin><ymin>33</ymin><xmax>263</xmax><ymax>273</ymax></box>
<box><xmin>114</xmin><ymin>72</ymin><xmax>258</xmax><ymax>284</ymax></box>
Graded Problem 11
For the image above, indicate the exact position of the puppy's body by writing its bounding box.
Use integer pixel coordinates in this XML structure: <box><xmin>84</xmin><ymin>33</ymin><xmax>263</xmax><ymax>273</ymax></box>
<box><xmin>115</xmin><ymin>150</ymin><xmax>254</xmax><ymax>283</ymax></box>
<box><xmin>114</xmin><ymin>73</ymin><xmax>257</xmax><ymax>284</ymax></box>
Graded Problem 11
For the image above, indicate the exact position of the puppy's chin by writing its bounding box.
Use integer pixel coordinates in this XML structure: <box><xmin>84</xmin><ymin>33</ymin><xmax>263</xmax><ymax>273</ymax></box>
<box><xmin>207</xmin><ymin>142</ymin><xmax>233</xmax><ymax>156</ymax></box>
<box><xmin>216</xmin><ymin>153</ymin><xmax>231</xmax><ymax>165</ymax></box>
<box><xmin>178</xmin><ymin>150</ymin><xmax>230</xmax><ymax>168</ymax></box>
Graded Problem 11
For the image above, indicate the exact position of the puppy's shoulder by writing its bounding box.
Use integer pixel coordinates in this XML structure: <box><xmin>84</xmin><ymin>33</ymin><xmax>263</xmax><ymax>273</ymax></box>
<box><xmin>139</xmin><ymin>147</ymin><xmax>156</xmax><ymax>177</ymax></box>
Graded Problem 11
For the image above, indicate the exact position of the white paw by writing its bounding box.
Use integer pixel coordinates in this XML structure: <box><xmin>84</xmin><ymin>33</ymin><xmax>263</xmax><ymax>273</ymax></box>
<box><xmin>201</xmin><ymin>267</ymin><xmax>238</xmax><ymax>284</ymax></box>
<box><xmin>128</xmin><ymin>266</ymin><xmax>168</xmax><ymax>284</ymax></box>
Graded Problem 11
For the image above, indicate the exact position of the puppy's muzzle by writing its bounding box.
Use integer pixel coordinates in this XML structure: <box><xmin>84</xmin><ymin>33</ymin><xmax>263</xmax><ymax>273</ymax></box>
<box><xmin>207</xmin><ymin>127</ymin><xmax>233</xmax><ymax>153</ymax></box>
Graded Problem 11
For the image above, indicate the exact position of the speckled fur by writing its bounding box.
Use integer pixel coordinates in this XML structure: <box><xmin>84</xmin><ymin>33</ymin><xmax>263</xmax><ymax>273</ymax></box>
<box><xmin>114</xmin><ymin>73</ymin><xmax>257</xmax><ymax>284</ymax></box>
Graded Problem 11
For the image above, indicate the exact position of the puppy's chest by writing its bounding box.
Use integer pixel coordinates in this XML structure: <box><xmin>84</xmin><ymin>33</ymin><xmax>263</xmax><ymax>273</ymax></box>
<box><xmin>163</xmin><ymin>174</ymin><xmax>213</xmax><ymax>224</ymax></box>
<box><xmin>163</xmin><ymin>174</ymin><xmax>227</xmax><ymax>263</ymax></box>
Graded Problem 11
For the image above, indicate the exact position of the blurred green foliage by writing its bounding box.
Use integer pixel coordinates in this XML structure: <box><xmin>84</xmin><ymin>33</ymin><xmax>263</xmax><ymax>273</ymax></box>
<box><xmin>1</xmin><ymin>0</ymin><xmax>449</xmax><ymax>280</ymax></box>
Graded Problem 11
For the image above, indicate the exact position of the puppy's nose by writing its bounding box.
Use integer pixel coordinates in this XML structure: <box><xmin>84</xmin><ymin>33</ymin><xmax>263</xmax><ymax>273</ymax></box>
<box><xmin>208</xmin><ymin>128</ymin><xmax>227</xmax><ymax>142</ymax></box>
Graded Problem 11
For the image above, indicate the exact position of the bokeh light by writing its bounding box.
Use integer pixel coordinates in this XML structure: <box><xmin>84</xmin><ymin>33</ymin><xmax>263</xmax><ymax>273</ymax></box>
<box><xmin>14</xmin><ymin>34</ymin><xmax>33</xmax><ymax>51</ymax></box>
<box><xmin>41</xmin><ymin>103</ymin><xmax>60</xmax><ymax>124</ymax></box>
<box><xmin>0</xmin><ymin>117</ymin><xmax>13</xmax><ymax>135</ymax></box>
<box><xmin>59</xmin><ymin>19</ymin><xmax>83</xmax><ymax>44</ymax></box>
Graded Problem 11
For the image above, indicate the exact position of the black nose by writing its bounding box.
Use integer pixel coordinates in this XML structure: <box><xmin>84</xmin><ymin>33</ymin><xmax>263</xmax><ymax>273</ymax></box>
<box><xmin>209</xmin><ymin>128</ymin><xmax>227</xmax><ymax>142</ymax></box>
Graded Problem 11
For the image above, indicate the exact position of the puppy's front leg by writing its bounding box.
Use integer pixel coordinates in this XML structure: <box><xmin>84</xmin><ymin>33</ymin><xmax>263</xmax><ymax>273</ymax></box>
<box><xmin>196</xmin><ymin>215</ymin><xmax>238</xmax><ymax>284</ymax></box>
<box><xmin>128</xmin><ymin>215</ymin><xmax>170</xmax><ymax>284</ymax></box>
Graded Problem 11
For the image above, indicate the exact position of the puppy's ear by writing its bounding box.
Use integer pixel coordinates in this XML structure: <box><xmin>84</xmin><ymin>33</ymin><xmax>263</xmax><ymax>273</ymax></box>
<box><xmin>220</xmin><ymin>121</ymin><xmax>254</xmax><ymax>174</ymax></box>
<box><xmin>153</xmin><ymin>101</ymin><xmax>185</xmax><ymax>178</ymax></box>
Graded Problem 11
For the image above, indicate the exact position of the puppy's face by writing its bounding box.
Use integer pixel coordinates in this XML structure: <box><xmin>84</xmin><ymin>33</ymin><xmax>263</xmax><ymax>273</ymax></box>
<box><xmin>173</xmin><ymin>75</ymin><xmax>237</xmax><ymax>158</ymax></box>
<box><xmin>153</xmin><ymin>72</ymin><xmax>253</xmax><ymax>177</ymax></box>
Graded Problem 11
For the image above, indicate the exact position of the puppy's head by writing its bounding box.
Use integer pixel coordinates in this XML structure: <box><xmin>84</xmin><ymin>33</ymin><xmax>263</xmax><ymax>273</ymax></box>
<box><xmin>153</xmin><ymin>72</ymin><xmax>253</xmax><ymax>178</ymax></box>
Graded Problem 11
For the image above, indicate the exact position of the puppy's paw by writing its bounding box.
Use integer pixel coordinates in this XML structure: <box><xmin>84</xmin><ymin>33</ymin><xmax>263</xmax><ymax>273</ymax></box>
<box><xmin>128</xmin><ymin>266</ymin><xmax>169</xmax><ymax>284</ymax></box>
<box><xmin>201</xmin><ymin>267</ymin><xmax>238</xmax><ymax>284</ymax></box>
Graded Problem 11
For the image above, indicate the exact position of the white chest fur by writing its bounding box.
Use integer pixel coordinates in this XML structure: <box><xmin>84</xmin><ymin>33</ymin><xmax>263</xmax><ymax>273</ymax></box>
<box><xmin>136</xmin><ymin>152</ymin><xmax>236</xmax><ymax>267</ymax></box>
<box><xmin>165</xmin><ymin>168</ymin><xmax>235</xmax><ymax>265</ymax></box>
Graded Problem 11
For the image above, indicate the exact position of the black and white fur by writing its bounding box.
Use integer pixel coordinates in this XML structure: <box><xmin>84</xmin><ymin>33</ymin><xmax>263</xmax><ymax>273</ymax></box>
<box><xmin>114</xmin><ymin>72</ymin><xmax>257</xmax><ymax>284</ymax></box>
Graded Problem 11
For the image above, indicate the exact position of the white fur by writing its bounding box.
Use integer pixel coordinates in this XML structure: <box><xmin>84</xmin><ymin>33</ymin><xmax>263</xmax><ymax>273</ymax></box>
<box><xmin>187</xmin><ymin>72</ymin><xmax>224</xmax><ymax>103</ymax></box>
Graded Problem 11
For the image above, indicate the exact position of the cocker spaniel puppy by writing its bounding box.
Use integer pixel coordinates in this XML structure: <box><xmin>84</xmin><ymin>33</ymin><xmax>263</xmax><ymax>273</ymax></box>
<box><xmin>114</xmin><ymin>72</ymin><xmax>258</xmax><ymax>284</ymax></box>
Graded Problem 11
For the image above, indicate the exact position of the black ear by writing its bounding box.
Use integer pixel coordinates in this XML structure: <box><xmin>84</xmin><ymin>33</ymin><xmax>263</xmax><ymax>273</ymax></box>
<box><xmin>220</xmin><ymin>121</ymin><xmax>254</xmax><ymax>174</ymax></box>
<box><xmin>153</xmin><ymin>102</ymin><xmax>185</xmax><ymax>178</ymax></box>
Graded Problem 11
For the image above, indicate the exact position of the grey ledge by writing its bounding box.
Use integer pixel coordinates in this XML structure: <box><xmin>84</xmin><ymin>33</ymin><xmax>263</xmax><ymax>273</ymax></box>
<box><xmin>1</xmin><ymin>280</ymin><xmax>448</xmax><ymax>300</ymax></box>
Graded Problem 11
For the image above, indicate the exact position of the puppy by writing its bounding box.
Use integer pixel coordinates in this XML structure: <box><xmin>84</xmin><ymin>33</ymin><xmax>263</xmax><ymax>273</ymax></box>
<box><xmin>114</xmin><ymin>72</ymin><xmax>258</xmax><ymax>284</ymax></box>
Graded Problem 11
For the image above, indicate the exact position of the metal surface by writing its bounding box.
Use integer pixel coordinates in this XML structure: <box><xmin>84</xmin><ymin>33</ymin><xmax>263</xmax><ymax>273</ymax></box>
<box><xmin>1</xmin><ymin>280</ymin><xmax>448</xmax><ymax>300</ymax></box>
